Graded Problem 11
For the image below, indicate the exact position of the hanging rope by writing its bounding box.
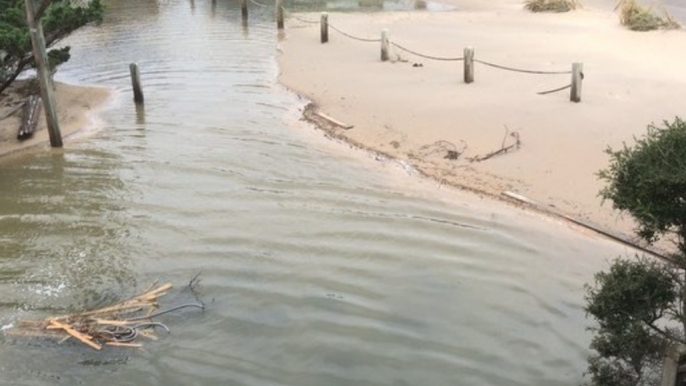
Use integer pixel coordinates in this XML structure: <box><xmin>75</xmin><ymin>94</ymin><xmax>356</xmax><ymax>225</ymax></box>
<box><xmin>537</xmin><ymin>84</ymin><xmax>572</xmax><ymax>95</ymax></box>
<box><xmin>475</xmin><ymin>59</ymin><xmax>571</xmax><ymax>75</ymax></box>
<box><xmin>328</xmin><ymin>23</ymin><xmax>381</xmax><ymax>43</ymax></box>
<box><xmin>391</xmin><ymin>42</ymin><xmax>464</xmax><ymax>61</ymax></box>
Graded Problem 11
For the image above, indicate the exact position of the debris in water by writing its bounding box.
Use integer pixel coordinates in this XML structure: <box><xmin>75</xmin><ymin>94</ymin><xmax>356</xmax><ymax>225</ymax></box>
<box><xmin>3</xmin><ymin>281</ymin><xmax>204</xmax><ymax>350</ymax></box>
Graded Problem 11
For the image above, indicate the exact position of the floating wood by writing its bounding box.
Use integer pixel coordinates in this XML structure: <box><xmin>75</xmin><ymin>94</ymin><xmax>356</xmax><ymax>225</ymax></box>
<box><xmin>106</xmin><ymin>342</ymin><xmax>143</xmax><ymax>348</ymax></box>
<box><xmin>48</xmin><ymin>320</ymin><xmax>102</xmax><ymax>350</ymax></box>
<box><xmin>3</xmin><ymin>282</ymin><xmax>193</xmax><ymax>350</ymax></box>
<box><xmin>17</xmin><ymin>95</ymin><xmax>42</xmax><ymax>141</ymax></box>
<box><xmin>316</xmin><ymin>112</ymin><xmax>354</xmax><ymax>130</ymax></box>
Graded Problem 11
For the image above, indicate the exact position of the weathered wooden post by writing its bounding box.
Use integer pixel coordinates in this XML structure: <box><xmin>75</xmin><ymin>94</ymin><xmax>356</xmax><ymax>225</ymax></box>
<box><xmin>381</xmin><ymin>29</ymin><xmax>391</xmax><ymax>62</ymax></box>
<box><xmin>570</xmin><ymin>62</ymin><xmax>583</xmax><ymax>103</ymax></box>
<box><xmin>129</xmin><ymin>63</ymin><xmax>144</xmax><ymax>104</ymax></box>
<box><xmin>464</xmin><ymin>47</ymin><xmax>474</xmax><ymax>84</ymax></box>
<box><xmin>660</xmin><ymin>345</ymin><xmax>685</xmax><ymax>386</ymax></box>
<box><xmin>276</xmin><ymin>0</ymin><xmax>284</xmax><ymax>29</ymax></box>
<box><xmin>320</xmin><ymin>12</ymin><xmax>329</xmax><ymax>43</ymax></box>
<box><xmin>241</xmin><ymin>0</ymin><xmax>248</xmax><ymax>22</ymax></box>
<box><xmin>24</xmin><ymin>0</ymin><xmax>62</xmax><ymax>147</ymax></box>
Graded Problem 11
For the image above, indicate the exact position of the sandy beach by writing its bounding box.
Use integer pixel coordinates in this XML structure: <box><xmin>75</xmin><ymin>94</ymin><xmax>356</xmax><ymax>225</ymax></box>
<box><xmin>278</xmin><ymin>0</ymin><xmax>686</xmax><ymax>239</ymax></box>
<box><xmin>0</xmin><ymin>81</ymin><xmax>110</xmax><ymax>158</ymax></box>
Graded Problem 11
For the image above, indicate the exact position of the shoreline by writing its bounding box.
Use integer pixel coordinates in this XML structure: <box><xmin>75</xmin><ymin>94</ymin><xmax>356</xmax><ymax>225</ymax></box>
<box><xmin>296</xmin><ymin>100</ymin><xmax>671</xmax><ymax>260</ymax></box>
<box><xmin>278</xmin><ymin>1</ymin><xmax>686</xmax><ymax>253</ymax></box>
<box><xmin>0</xmin><ymin>81</ymin><xmax>111</xmax><ymax>160</ymax></box>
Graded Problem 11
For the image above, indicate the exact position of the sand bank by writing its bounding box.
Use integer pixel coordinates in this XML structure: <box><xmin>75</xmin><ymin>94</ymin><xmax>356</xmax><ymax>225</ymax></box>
<box><xmin>0</xmin><ymin>81</ymin><xmax>110</xmax><ymax>158</ymax></box>
<box><xmin>278</xmin><ymin>0</ymin><xmax>686</xmax><ymax>239</ymax></box>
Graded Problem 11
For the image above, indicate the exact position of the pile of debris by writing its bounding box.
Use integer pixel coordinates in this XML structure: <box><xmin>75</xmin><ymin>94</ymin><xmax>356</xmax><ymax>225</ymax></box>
<box><xmin>5</xmin><ymin>282</ymin><xmax>204</xmax><ymax>350</ymax></box>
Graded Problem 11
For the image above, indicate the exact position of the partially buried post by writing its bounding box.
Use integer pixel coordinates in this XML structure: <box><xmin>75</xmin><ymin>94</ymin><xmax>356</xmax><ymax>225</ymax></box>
<box><xmin>381</xmin><ymin>29</ymin><xmax>391</xmax><ymax>62</ymax></box>
<box><xmin>321</xmin><ymin>12</ymin><xmax>328</xmax><ymax>43</ymax></box>
<box><xmin>276</xmin><ymin>0</ymin><xmax>284</xmax><ymax>29</ymax></box>
<box><xmin>570</xmin><ymin>62</ymin><xmax>583</xmax><ymax>103</ymax></box>
<box><xmin>464</xmin><ymin>47</ymin><xmax>474</xmax><ymax>84</ymax></box>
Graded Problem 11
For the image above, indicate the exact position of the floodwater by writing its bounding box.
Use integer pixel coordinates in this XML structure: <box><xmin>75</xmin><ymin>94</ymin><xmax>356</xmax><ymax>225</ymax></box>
<box><xmin>0</xmin><ymin>1</ymin><xmax>641</xmax><ymax>385</ymax></box>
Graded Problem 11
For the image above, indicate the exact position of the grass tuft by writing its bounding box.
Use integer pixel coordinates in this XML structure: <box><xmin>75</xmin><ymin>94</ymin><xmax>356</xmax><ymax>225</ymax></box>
<box><xmin>524</xmin><ymin>0</ymin><xmax>580</xmax><ymax>13</ymax></box>
<box><xmin>615</xmin><ymin>0</ymin><xmax>681</xmax><ymax>31</ymax></box>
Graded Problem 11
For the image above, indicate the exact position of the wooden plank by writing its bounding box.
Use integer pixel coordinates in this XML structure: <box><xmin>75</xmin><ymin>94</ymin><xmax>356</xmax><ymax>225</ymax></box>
<box><xmin>48</xmin><ymin>320</ymin><xmax>101</xmax><ymax>350</ymax></box>
<box><xmin>3</xmin><ymin>328</ymin><xmax>65</xmax><ymax>339</ymax></box>
<box><xmin>106</xmin><ymin>342</ymin><xmax>143</xmax><ymax>348</ymax></box>
<box><xmin>316</xmin><ymin>112</ymin><xmax>354</xmax><ymax>130</ymax></box>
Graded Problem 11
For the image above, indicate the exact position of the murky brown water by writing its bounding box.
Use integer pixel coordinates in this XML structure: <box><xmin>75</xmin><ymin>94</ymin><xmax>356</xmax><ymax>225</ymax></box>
<box><xmin>0</xmin><ymin>1</ymin><xmax>641</xmax><ymax>385</ymax></box>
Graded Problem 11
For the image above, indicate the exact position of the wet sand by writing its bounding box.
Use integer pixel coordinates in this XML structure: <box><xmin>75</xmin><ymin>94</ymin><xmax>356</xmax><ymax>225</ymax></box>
<box><xmin>0</xmin><ymin>81</ymin><xmax>110</xmax><ymax>158</ymax></box>
<box><xmin>278</xmin><ymin>0</ymin><xmax>686</xmax><ymax>238</ymax></box>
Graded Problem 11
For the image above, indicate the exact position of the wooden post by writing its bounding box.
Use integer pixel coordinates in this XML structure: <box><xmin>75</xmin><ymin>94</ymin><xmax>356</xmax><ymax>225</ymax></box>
<box><xmin>276</xmin><ymin>0</ymin><xmax>284</xmax><ymax>29</ymax></box>
<box><xmin>241</xmin><ymin>0</ymin><xmax>248</xmax><ymax>22</ymax></box>
<box><xmin>320</xmin><ymin>12</ymin><xmax>328</xmax><ymax>43</ymax></box>
<box><xmin>129</xmin><ymin>63</ymin><xmax>144</xmax><ymax>104</ymax></box>
<box><xmin>24</xmin><ymin>0</ymin><xmax>62</xmax><ymax>148</ymax></box>
<box><xmin>381</xmin><ymin>29</ymin><xmax>391</xmax><ymax>62</ymax></box>
<box><xmin>464</xmin><ymin>47</ymin><xmax>474</xmax><ymax>84</ymax></box>
<box><xmin>660</xmin><ymin>345</ymin><xmax>685</xmax><ymax>386</ymax></box>
<box><xmin>570</xmin><ymin>62</ymin><xmax>583</xmax><ymax>103</ymax></box>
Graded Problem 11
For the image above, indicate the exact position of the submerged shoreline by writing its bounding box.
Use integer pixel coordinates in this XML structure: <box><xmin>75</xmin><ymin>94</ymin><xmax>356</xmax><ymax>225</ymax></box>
<box><xmin>278</xmin><ymin>0</ymin><xmax>686</xmax><ymax>246</ymax></box>
<box><xmin>0</xmin><ymin>81</ymin><xmax>111</xmax><ymax>160</ymax></box>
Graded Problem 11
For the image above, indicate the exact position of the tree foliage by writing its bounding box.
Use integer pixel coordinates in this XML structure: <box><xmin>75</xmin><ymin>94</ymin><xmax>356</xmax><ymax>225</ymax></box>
<box><xmin>0</xmin><ymin>0</ymin><xmax>103</xmax><ymax>94</ymax></box>
<box><xmin>586</xmin><ymin>117</ymin><xmax>686</xmax><ymax>386</ymax></box>
<box><xmin>599</xmin><ymin>118</ymin><xmax>686</xmax><ymax>252</ymax></box>
<box><xmin>585</xmin><ymin>258</ymin><xmax>681</xmax><ymax>386</ymax></box>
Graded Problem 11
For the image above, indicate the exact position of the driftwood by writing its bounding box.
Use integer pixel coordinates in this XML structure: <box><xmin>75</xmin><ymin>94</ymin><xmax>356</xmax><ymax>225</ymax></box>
<box><xmin>17</xmin><ymin>95</ymin><xmax>42</xmax><ymax>141</ymax></box>
<box><xmin>470</xmin><ymin>126</ymin><xmax>521</xmax><ymax>162</ymax></box>
<box><xmin>4</xmin><ymin>281</ymin><xmax>204</xmax><ymax>350</ymax></box>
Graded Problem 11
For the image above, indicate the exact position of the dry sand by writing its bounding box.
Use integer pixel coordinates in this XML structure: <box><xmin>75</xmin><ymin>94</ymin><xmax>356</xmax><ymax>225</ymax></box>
<box><xmin>0</xmin><ymin>81</ymin><xmax>110</xmax><ymax>158</ymax></box>
<box><xmin>278</xmin><ymin>0</ymin><xmax>686</xmax><ymax>240</ymax></box>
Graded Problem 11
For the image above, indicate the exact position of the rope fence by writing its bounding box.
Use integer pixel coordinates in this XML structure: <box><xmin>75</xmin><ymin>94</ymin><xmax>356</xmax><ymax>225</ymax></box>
<box><xmin>247</xmin><ymin>4</ymin><xmax>585</xmax><ymax>102</ymax></box>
